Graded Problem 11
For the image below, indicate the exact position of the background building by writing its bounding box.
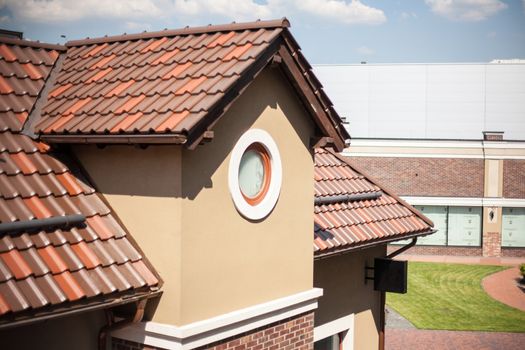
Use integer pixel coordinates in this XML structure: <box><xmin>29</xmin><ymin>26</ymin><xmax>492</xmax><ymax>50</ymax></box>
<box><xmin>315</xmin><ymin>62</ymin><xmax>525</xmax><ymax>257</ymax></box>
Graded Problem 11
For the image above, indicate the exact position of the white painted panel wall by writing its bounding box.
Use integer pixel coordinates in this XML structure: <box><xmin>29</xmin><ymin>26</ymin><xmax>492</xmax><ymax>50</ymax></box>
<box><xmin>314</xmin><ymin>64</ymin><xmax>525</xmax><ymax>140</ymax></box>
<box><xmin>502</xmin><ymin>207</ymin><xmax>525</xmax><ymax>247</ymax></box>
<box><xmin>485</xmin><ymin>65</ymin><xmax>525</xmax><ymax>140</ymax></box>
<box><xmin>425</xmin><ymin>65</ymin><xmax>485</xmax><ymax>139</ymax></box>
<box><xmin>368</xmin><ymin>65</ymin><xmax>426</xmax><ymax>138</ymax></box>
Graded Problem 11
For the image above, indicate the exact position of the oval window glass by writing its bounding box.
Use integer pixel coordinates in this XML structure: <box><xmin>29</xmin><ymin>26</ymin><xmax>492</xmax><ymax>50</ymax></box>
<box><xmin>238</xmin><ymin>149</ymin><xmax>266</xmax><ymax>199</ymax></box>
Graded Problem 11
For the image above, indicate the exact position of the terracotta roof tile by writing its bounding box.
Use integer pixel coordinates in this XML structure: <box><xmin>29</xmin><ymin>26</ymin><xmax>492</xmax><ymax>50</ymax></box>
<box><xmin>0</xmin><ymin>38</ymin><xmax>159</xmax><ymax>324</ymax></box>
<box><xmin>314</xmin><ymin>148</ymin><xmax>434</xmax><ymax>255</ymax></box>
<box><xmin>54</xmin><ymin>271</ymin><xmax>84</xmax><ymax>301</ymax></box>
<box><xmin>1</xmin><ymin>250</ymin><xmax>32</xmax><ymax>279</ymax></box>
<box><xmin>32</xmin><ymin>19</ymin><xmax>348</xmax><ymax>151</ymax></box>
<box><xmin>71</xmin><ymin>241</ymin><xmax>100</xmax><ymax>269</ymax></box>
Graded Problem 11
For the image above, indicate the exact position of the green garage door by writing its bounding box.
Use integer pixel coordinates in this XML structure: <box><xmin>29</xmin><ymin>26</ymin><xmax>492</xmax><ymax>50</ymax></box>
<box><xmin>414</xmin><ymin>206</ymin><xmax>448</xmax><ymax>245</ymax></box>
<box><xmin>502</xmin><ymin>208</ymin><xmax>525</xmax><ymax>247</ymax></box>
<box><xmin>447</xmin><ymin>207</ymin><xmax>482</xmax><ymax>246</ymax></box>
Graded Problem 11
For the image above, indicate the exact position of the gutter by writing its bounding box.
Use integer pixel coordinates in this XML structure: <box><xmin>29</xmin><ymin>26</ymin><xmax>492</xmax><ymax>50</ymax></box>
<box><xmin>386</xmin><ymin>237</ymin><xmax>418</xmax><ymax>259</ymax></box>
<box><xmin>40</xmin><ymin>134</ymin><xmax>187</xmax><ymax>145</ymax></box>
<box><xmin>0</xmin><ymin>290</ymin><xmax>162</xmax><ymax>331</ymax></box>
<box><xmin>99</xmin><ymin>298</ymin><xmax>148</xmax><ymax>350</ymax></box>
<box><xmin>314</xmin><ymin>229</ymin><xmax>436</xmax><ymax>260</ymax></box>
<box><xmin>0</xmin><ymin>214</ymin><xmax>85</xmax><ymax>234</ymax></box>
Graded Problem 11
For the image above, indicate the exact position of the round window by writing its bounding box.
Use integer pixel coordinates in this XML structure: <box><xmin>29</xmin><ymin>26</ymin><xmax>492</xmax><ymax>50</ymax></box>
<box><xmin>229</xmin><ymin>129</ymin><xmax>282</xmax><ymax>220</ymax></box>
<box><xmin>238</xmin><ymin>144</ymin><xmax>271</xmax><ymax>205</ymax></box>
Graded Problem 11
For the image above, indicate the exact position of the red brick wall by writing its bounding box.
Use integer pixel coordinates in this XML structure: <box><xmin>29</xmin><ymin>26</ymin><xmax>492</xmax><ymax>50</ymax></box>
<box><xmin>387</xmin><ymin>245</ymin><xmax>482</xmax><ymax>256</ymax></box>
<box><xmin>112</xmin><ymin>312</ymin><xmax>314</xmax><ymax>350</ymax></box>
<box><xmin>347</xmin><ymin>157</ymin><xmax>484</xmax><ymax>197</ymax></box>
<box><xmin>482</xmin><ymin>231</ymin><xmax>501</xmax><ymax>257</ymax></box>
<box><xmin>503</xmin><ymin>160</ymin><xmax>525</xmax><ymax>198</ymax></box>
<box><xmin>501</xmin><ymin>248</ymin><xmax>525</xmax><ymax>258</ymax></box>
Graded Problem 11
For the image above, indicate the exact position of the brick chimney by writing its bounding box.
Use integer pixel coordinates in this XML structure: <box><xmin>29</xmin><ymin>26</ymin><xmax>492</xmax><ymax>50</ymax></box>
<box><xmin>483</xmin><ymin>131</ymin><xmax>504</xmax><ymax>141</ymax></box>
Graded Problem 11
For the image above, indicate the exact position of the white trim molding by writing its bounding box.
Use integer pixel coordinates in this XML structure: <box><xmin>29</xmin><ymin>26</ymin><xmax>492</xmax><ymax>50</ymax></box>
<box><xmin>342</xmin><ymin>139</ymin><xmax>525</xmax><ymax>159</ymax></box>
<box><xmin>402</xmin><ymin>196</ymin><xmax>525</xmax><ymax>208</ymax></box>
<box><xmin>314</xmin><ymin>314</ymin><xmax>354</xmax><ymax>350</ymax></box>
<box><xmin>111</xmin><ymin>288</ymin><xmax>323</xmax><ymax>350</ymax></box>
<box><xmin>228</xmin><ymin>129</ymin><xmax>282</xmax><ymax>220</ymax></box>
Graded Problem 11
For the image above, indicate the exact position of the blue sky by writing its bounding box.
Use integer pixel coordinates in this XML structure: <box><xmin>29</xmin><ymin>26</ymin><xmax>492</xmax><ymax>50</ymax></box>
<box><xmin>1</xmin><ymin>0</ymin><xmax>524</xmax><ymax>64</ymax></box>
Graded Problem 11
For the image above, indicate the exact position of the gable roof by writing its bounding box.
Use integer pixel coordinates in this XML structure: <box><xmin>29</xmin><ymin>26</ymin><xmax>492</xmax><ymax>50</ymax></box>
<box><xmin>314</xmin><ymin>148</ymin><xmax>434</xmax><ymax>257</ymax></box>
<box><xmin>32</xmin><ymin>18</ymin><xmax>349</xmax><ymax>151</ymax></box>
<box><xmin>0</xmin><ymin>38</ymin><xmax>160</xmax><ymax>328</ymax></box>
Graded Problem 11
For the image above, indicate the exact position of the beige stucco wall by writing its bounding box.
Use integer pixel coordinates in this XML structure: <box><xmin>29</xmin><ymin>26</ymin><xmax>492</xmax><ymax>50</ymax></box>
<box><xmin>314</xmin><ymin>245</ymin><xmax>386</xmax><ymax>350</ymax></box>
<box><xmin>74</xmin><ymin>145</ymin><xmax>183</xmax><ymax>324</ymax></box>
<box><xmin>74</xmin><ymin>67</ymin><xmax>316</xmax><ymax>326</ymax></box>
<box><xmin>179</xmin><ymin>67</ymin><xmax>315</xmax><ymax>324</ymax></box>
<box><xmin>484</xmin><ymin>159</ymin><xmax>503</xmax><ymax>197</ymax></box>
<box><xmin>1</xmin><ymin>310</ymin><xmax>105</xmax><ymax>350</ymax></box>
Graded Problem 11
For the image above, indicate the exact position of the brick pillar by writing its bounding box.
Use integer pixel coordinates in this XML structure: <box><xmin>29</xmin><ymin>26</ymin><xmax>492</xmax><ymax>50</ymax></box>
<box><xmin>482</xmin><ymin>231</ymin><xmax>502</xmax><ymax>257</ymax></box>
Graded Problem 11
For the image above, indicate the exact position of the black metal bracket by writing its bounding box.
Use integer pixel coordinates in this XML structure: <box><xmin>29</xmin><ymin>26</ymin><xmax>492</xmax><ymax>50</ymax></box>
<box><xmin>364</xmin><ymin>265</ymin><xmax>374</xmax><ymax>284</ymax></box>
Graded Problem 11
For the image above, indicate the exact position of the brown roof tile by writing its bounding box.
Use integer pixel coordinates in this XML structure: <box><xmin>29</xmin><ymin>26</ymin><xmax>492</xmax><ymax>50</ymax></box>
<box><xmin>0</xmin><ymin>39</ymin><xmax>160</xmax><ymax>326</ymax></box>
<box><xmin>314</xmin><ymin>148</ymin><xmax>434</xmax><ymax>256</ymax></box>
<box><xmin>30</xmin><ymin>19</ymin><xmax>348</xmax><ymax>150</ymax></box>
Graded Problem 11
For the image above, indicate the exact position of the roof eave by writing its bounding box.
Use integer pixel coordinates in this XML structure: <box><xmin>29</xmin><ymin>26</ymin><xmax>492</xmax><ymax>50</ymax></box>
<box><xmin>39</xmin><ymin>134</ymin><xmax>187</xmax><ymax>145</ymax></box>
<box><xmin>314</xmin><ymin>229</ymin><xmax>437</xmax><ymax>260</ymax></box>
<box><xmin>0</xmin><ymin>289</ymin><xmax>162</xmax><ymax>331</ymax></box>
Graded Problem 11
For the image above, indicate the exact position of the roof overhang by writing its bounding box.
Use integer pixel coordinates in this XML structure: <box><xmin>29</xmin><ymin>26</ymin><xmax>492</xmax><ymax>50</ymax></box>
<box><xmin>0</xmin><ymin>289</ymin><xmax>162</xmax><ymax>330</ymax></box>
<box><xmin>314</xmin><ymin>229</ymin><xmax>437</xmax><ymax>260</ymax></box>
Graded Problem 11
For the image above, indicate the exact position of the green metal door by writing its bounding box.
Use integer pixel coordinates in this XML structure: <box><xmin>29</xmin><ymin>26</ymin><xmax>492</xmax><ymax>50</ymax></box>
<box><xmin>502</xmin><ymin>208</ymin><xmax>525</xmax><ymax>247</ymax></box>
<box><xmin>447</xmin><ymin>207</ymin><xmax>482</xmax><ymax>246</ymax></box>
<box><xmin>414</xmin><ymin>206</ymin><xmax>448</xmax><ymax>245</ymax></box>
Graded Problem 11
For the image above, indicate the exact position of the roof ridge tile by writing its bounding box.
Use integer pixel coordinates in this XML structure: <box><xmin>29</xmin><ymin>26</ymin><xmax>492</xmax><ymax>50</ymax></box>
<box><xmin>66</xmin><ymin>18</ymin><xmax>289</xmax><ymax>47</ymax></box>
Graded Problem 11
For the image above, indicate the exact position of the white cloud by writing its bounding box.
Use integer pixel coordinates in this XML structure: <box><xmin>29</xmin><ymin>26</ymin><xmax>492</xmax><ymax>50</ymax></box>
<box><xmin>291</xmin><ymin>0</ymin><xmax>386</xmax><ymax>25</ymax></box>
<box><xmin>0</xmin><ymin>0</ymin><xmax>269</xmax><ymax>23</ymax></box>
<box><xmin>426</xmin><ymin>0</ymin><xmax>507</xmax><ymax>21</ymax></box>
<box><xmin>2</xmin><ymin>0</ymin><xmax>163</xmax><ymax>22</ymax></box>
<box><xmin>0</xmin><ymin>0</ymin><xmax>386</xmax><ymax>26</ymax></box>
<box><xmin>172</xmin><ymin>0</ymin><xmax>272</xmax><ymax>21</ymax></box>
<box><xmin>356</xmin><ymin>46</ymin><xmax>374</xmax><ymax>55</ymax></box>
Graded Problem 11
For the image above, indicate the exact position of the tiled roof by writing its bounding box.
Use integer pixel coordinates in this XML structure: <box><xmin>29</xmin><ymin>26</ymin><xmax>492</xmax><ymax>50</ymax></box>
<box><xmin>0</xmin><ymin>38</ymin><xmax>159</xmax><ymax>326</ymax></box>
<box><xmin>0</xmin><ymin>38</ymin><xmax>62</xmax><ymax>133</ymax></box>
<box><xmin>33</xmin><ymin>19</ymin><xmax>349</xmax><ymax>151</ymax></box>
<box><xmin>314</xmin><ymin>148</ymin><xmax>434</xmax><ymax>256</ymax></box>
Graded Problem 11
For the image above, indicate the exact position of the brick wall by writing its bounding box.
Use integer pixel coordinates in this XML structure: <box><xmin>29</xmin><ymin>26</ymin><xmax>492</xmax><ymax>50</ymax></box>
<box><xmin>387</xmin><ymin>245</ymin><xmax>482</xmax><ymax>256</ymax></box>
<box><xmin>347</xmin><ymin>157</ymin><xmax>484</xmax><ymax>197</ymax></box>
<box><xmin>501</xmin><ymin>248</ymin><xmax>525</xmax><ymax>257</ymax></box>
<box><xmin>482</xmin><ymin>231</ymin><xmax>501</xmax><ymax>257</ymax></box>
<box><xmin>503</xmin><ymin>160</ymin><xmax>525</xmax><ymax>198</ymax></box>
<box><xmin>111</xmin><ymin>312</ymin><xmax>314</xmax><ymax>350</ymax></box>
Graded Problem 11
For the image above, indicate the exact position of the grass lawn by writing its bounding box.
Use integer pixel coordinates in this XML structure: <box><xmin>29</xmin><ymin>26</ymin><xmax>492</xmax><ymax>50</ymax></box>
<box><xmin>386</xmin><ymin>262</ymin><xmax>525</xmax><ymax>332</ymax></box>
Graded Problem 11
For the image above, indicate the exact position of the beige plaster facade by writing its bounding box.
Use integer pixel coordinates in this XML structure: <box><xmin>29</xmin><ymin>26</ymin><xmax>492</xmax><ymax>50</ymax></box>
<box><xmin>314</xmin><ymin>245</ymin><xmax>386</xmax><ymax>350</ymax></box>
<box><xmin>74</xmin><ymin>67</ymin><xmax>316</xmax><ymax>326</ymax></box>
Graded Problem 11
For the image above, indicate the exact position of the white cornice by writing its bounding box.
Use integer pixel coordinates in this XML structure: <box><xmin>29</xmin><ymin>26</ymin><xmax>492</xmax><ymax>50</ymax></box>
<box><xmin>402</xmin><ymin>196</ymin><xmax>525</xmax><ymax>207</ymax></box>
<box><xmin>343</xmin><ymin>139</ymin><xmax>525</xmax><ymax>159</ymax></box>
<box><xmin>111</xmin><ymin>288</ymin><xmax>323</xmax><ymax>350</ymax></box>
